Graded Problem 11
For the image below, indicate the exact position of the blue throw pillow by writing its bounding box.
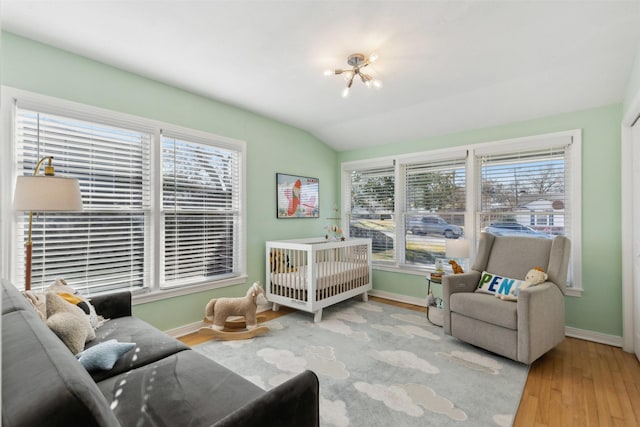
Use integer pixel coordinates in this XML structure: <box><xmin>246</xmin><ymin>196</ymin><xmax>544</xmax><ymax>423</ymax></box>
<box><xmin>76</xmin><ymin>339</ymin><xmax>135</xmax><ymax>371</ymax></box>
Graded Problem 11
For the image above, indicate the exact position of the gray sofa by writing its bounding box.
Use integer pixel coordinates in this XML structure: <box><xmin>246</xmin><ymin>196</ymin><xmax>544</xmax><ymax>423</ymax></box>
<box><xmin>442</xmin><ymin>233</ymin><xmax>570</xmax><ymax>364</ymax></box>
<box><xmin>1</xmin><ymin>279</ymin><xmax>319</xmax><ymax>426</ymax></box>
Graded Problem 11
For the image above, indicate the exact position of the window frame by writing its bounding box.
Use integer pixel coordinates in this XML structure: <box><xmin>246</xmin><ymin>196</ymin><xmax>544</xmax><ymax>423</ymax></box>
<box><xmin>1</xmin><ymin>87</ymin><xmax>247</xmax><ymax>303</ymax></box>
<box><xmin>341</xmin><ymin>130</ymin><xmax>582</xmax><ymax>293</ymax></box>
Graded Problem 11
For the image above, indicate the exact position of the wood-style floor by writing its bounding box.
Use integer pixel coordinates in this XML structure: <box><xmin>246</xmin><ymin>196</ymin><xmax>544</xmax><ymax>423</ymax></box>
<box><xmin>179</xmin><ymin>296</ymin><xmax>640</xmax><ymax>427</ymax></box>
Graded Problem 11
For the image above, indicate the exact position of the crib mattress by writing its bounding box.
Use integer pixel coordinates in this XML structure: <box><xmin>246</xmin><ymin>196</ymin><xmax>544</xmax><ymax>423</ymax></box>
<box><xmin>270</xmin><ymin>261</ymin><xmax>369</xmax><ymax>290</ymax></box>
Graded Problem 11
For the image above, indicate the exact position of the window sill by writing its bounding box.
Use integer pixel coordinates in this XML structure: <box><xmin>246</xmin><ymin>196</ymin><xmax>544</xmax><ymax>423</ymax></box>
<box><xmin>565</xmin><ymin>287</ymin><xmax>583</xmax><ymax>297</ymax></box>
<box><xmin>132</xmin><ymin>275</ymin><xmax>248</xmax><ymax>305</ymax></box>
<box><xmin>373</xmin><ymin>264</ymin><xmax>431</xmax><ymax>277</ymax></box>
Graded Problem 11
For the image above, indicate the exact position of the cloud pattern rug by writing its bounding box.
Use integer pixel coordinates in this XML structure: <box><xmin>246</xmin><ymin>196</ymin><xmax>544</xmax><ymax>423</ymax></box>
<box><xmin>193</xmin><ymin>299</ymin><xmax>528</xmax><ymax>427</ymax></box>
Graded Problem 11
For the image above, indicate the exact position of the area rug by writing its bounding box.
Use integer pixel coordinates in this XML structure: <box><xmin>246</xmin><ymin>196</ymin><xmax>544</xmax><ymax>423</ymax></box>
<box><xmin>193</xmin><ymin>299</ymin><xmax>528</xmax><ymax>427</ymax></box>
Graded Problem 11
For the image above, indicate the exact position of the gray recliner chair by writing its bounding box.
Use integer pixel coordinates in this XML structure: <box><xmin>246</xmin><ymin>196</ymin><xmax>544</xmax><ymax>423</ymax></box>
<box><xmin>442</xmin><ymin>232</ymin><xmax>571</xmax><ymax>364</ymax></box>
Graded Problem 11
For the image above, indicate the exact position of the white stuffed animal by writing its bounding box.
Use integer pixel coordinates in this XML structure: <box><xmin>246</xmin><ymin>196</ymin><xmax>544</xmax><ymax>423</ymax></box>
<box><xmin>499</xmin><ymin>267</ymin><xmax>548</xmax><ymax>302</ymax></box>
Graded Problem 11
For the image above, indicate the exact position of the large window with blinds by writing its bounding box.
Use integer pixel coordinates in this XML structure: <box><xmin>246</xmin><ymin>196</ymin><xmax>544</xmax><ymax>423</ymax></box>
<box><xmin>161</xmin><ymin>133</ymin><xmax>241</xmax><ymax>287</ymax></box>
<box><xmin>404</xmin><ymin>156</ymin><xmax>466</xmax><ymax>266</ymax></box>
<box><xmin>346</xmin><ymin>164</ymin><xmax>396</xmax><ymax>261</ymax></box>
<box><xmin>9</xmin><ymin>94</ymin><xmax>246</xmax><ymax>297</ymax></box>
<box><xmin>15</xmin><ymin>109</ymin><xmax>151</xmax><ymax>293</ymax></box>
<box><xmin>478</xmin><ymin>147</ymin><xmax>569</xmax><ymax>238</ymax></box>
<box><xmin>342</xmin><ymin>131</ymin><xmax>581</xmax><ymax>289</ymax></box>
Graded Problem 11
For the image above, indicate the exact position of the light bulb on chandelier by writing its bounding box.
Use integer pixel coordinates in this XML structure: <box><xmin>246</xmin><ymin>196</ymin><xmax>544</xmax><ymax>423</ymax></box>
<box><xmin>325</xmin><ymin>53</ymin><xmax>381</xmax><ymax>97</ymax></box>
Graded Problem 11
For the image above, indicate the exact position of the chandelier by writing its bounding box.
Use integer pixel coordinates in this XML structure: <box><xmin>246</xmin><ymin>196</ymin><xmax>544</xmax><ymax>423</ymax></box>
<box><xmin>324</xmin><ymin>53</ymin><xmax>382</xmax><ymax>98</ymax></box>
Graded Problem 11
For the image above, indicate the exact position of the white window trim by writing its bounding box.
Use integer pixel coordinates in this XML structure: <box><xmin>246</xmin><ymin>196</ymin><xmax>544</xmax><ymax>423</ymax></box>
<box><xmin>341</xmin><ymin>129</ymin><xmax>583</xmax><ymax>294</ymax></box>
<box><xmin>1</xmin><ymin>86</ymin><xmax>248</xmax><ymax>303</ymax></box>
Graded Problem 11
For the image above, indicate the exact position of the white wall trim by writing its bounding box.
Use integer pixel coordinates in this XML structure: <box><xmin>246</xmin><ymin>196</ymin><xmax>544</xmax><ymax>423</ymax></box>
<box><xmin>564</xmin><ymin>326</ymin><xmax>623</xmax><ymax>348</ymax></box>
<box><xmin>165</xmin><ymin>320</ymin><xmax>207</xmax><ymax>338</ymax></box>
<box><xmin>621</xmin><ymin>82</ymin><xmax>640</xmax><ymax>353</ymax></box>
<box><xmin>164</xmin><ymin>302</ymin><xmax>274</xmax><ymax>337</ymax></box>
<box><xmin>369</xmin><ymin>289</ymin><xmax>427</xmax><ymax>307</ymax></box>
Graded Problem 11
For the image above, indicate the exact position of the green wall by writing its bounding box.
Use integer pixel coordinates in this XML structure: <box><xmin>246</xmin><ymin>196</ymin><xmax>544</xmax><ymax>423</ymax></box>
<box><xmin>338</xmin><ymin>104</ymin><xmax>624</xmax><ymax>337</ymax></box>
<box><xmin>1</xmin><ymin>32</ymin><xmax>338</xmax><ymax>331</ymax></box>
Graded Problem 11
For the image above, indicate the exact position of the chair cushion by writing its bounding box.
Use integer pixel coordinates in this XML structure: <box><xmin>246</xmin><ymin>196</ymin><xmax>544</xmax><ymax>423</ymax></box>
<box><xmin>449</xmin><ymin>292</ymin><xmax>517</xmax><ymax>330</ymax></box>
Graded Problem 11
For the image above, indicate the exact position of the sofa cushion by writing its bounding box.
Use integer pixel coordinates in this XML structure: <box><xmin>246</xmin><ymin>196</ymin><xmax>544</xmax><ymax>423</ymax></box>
<box><xmin>97</xmin><ymin>350</ymin><xmax>264</xmax><ymax>427</ymax></box>
<box><xmin>1</xmin><ymin>278</ymin><xmax>34</xmax><ymax>314</ymax></box>
<box><xmin>2</xmin><ymin>309</ymin><xmax>121</xmax><ymax>427</ymax></box>
<box><xmin>86</xmin><ymin>316</ymin><xmax>189</xmax><ymax>382</ymax></box>
<box><xmin>449</xmin><ymin>292</ymin><xmax>518</xmax><ymax>330</ymax></box>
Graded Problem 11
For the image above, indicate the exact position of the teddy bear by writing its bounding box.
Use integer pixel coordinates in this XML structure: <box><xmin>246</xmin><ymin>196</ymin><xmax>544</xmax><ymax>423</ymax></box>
<box><xmin>499</xmin><ymin>267</ymin><xmax>548</xmax><ymax>302</ymax></box>
<box><xmin>449</xmin><ymin>259</ymin><xmax>464</xmax><ymax>274</ymax></box>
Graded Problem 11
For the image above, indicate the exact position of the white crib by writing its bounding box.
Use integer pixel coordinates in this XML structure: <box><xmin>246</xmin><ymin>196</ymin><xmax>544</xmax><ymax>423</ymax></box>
<box><xmin>265</xmin><ymin>238</ymin><xmax>372</xmax><ymax>322</ymax></box>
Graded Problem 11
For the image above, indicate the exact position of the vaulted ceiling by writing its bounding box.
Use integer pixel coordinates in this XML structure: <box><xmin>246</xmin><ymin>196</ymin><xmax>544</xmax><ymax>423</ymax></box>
<box><xmin>2</xmin><ymin>1</ymin><xmax>640</xmax><ymax>151</ymax></box>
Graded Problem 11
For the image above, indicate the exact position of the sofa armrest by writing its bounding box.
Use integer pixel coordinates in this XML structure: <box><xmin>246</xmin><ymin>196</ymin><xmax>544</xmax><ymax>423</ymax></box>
<box><xmin>516</xmin><ymin>282</ymin><xmax>565</xmax><ymax>364</ymax></box>
<box><xmin>89</xmin><ymin>291</ymin><xmax>132</xmax><ymax>319</ymax></box>
<box><xmin>442</xmin><ymin>271</ymin><xmax>481</xmax><ymax>335</ymax></box>
<box><xmin>213</xmin><ymin>370</ymin><xmax>319</xmax><ymax>427</ymax></box>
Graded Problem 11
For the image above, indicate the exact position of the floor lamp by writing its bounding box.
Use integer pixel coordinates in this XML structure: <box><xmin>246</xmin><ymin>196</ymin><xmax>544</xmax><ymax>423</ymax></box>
<box><xmin>13</xmin><ymin>156</ymin><xmax>83</xmax><ymax>291</ymax></box>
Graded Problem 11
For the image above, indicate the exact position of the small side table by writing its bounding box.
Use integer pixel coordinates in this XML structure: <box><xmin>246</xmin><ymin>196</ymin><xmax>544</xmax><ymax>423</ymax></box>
<box><xmin>426</xmin><ymin>273</ymin><xmax>444</xmax><ymax>327</ymax></box>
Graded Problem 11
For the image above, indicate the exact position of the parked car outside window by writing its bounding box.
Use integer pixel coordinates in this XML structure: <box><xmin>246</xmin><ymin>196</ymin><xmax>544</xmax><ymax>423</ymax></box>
<box><xmin>407</xmin><ymin>215</ymin><xmax>463</xmax><ymax>239</ymax></box>
<box><xmin>483</xmin><ymin>222</ymin><xmax>552</xmax><ymax>239</ymax></box>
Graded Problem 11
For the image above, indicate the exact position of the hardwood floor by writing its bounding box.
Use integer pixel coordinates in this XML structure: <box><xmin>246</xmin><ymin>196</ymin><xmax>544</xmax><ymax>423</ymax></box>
<box><xmin>179</xmin><ymin>296</ymin><xmax>640</xmax><ymax>426</ymax></box>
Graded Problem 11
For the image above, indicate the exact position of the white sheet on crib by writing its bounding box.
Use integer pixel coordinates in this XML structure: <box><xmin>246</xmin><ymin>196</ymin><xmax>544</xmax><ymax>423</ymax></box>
<box><xmin>270</xmin><ymin>261</ymin><xmax>369</xmax><ymax>290</ymax></box>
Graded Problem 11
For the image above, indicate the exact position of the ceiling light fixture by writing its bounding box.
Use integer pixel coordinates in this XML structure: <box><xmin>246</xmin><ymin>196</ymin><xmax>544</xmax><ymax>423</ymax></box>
<box><xmin>324</xmin><ymin>53</ymin><xmax>382</xmax><ymax>98</ymax></box>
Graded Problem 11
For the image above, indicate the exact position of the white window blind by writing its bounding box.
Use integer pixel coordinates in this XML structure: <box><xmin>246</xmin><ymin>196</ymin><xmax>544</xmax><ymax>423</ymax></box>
<box><xmin>478</xmin><ymin>146</ymin><xmax>569</xmax><ymax>238</ymax></box>
<box><xmin>347</xmin><ymin>165</ymin><xmax>395</xmax><ymax>261</ymax></box>
<box><xmin>161</xmin><ymin>133</ymin><xmax>241</xmax><ymax>287</ymax></box>
<box><xmin>15</xmin><ymin>108</ymin><xmax>151</xmax><ymax>293</ymax></box>
<box><xmin>404</xmin><ymin>157</ymin><xmax>466</xmax><ymax>266</ymax></box>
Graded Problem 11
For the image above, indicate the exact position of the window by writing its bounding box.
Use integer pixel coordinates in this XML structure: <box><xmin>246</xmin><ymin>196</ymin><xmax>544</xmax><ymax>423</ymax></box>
<box><xmin>403</xmin><ymin>156</ymin><xmax>466</xmax><ymax>267</ymax></box>
<box><xmin>161</xmin><ymin>132</ymin><xmax>242</xmax><ymax>288</ymax></box>
<box><xmin>346</xmin><ymin>163</ymin><xmax>395</xmax><ymax>262</ymax></box>
<box><xmin>342</xmin><ymin>131</ymin><xmax>581</xmax><ymax>290</ymax></box>
<box><xmin>15</xmin><ymin>108</ymin><xmax>151</xmax><ymax>293</ymax></box>
<box><xmin>478</xmin><ymin>146</ymin><xmax>568</xmax><ymax>239</ymax></box>
<box><xmin>7</xmin><ymin>91</ymin><xmax>246</xmax><ymax>298</ymax></box>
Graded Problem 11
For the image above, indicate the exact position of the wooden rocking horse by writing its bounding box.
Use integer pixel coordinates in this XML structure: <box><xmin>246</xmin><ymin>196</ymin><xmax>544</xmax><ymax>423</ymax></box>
<box><xmin>198</xmin><ymin>282</ymin><xmax>270</xmax><ymax>340</ymax></box>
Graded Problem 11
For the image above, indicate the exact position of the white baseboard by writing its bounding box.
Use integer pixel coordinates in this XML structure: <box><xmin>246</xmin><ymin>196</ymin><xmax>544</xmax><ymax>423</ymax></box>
<box><xmin>564</xmin><ymin>326</ymin><xmax>623</xmax><ymax>347</ymax></box>
<box><xmin>165</xmin><ymin>320</ymin><xmax>206</xmax><ymax>338</ymax></box>
<box><xmin>368</xmin><ymin>289</ymin><xmax>427</xmax><ymax>308</ymax></box>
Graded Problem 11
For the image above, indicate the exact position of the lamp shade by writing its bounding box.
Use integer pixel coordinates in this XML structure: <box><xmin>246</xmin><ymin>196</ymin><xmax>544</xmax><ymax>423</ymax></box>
<box><xmin>13</xmin><ymin>176</ymin><xmax>83</xmax><ymax>212</ymax></box>
<box><xmin>445</xmin><ymin>239</ymin><xmax>470</xmax><ymax>259</ymax></box>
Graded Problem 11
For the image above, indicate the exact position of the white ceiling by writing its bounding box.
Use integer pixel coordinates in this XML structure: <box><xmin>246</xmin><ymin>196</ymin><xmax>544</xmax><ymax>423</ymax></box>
<box><xmin>2</xmin><ymin>1</ymin><xmax>640</xmax><ymax>151</ymax></box>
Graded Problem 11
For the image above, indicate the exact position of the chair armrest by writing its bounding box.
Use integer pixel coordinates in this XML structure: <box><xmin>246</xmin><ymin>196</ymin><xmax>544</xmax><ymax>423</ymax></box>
<box><xmin>214</xmin><ymin>370</ymin><xmax>319</xmax><ymax>427</ymax></box>
<box><xmin>442</xmin><ymin>271</ymin><xmax>481</xmax><ymax>297</ymax></box>
<box><xmin>516</xmin><ymin>282</ymin><xmax>565</xmax><ymax>364</ymax></box>
<box><xmin>442</xmin><ymin>271</ymin><xmax>481</xmax><ymax>334</ymax></box>
<box><xmin>89</xmin><ymin>291</ymin><xmax>132</xmax><ymax>319</ymax></box>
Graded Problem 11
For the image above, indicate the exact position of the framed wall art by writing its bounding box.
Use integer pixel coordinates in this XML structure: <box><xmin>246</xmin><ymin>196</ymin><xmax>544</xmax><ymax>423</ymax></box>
<box><xmin>276</xmin><ymin>173</ymin><xmax>319</xmax><ymax>218</ymax></box>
